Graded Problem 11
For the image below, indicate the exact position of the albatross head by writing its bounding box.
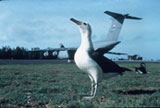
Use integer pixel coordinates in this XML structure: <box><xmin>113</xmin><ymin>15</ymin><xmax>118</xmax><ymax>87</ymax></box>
<box><xmin>70</xmin><ymin>18</ymin><xmax>92</xmax><ymax>37</ymax></box>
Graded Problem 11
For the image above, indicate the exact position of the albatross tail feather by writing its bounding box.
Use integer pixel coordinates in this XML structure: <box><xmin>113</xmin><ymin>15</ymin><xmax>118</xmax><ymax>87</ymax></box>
<box><xmin>121</xmin><ymin>67</ymin><xmax>132</xmax><ymax>72</ymax></box>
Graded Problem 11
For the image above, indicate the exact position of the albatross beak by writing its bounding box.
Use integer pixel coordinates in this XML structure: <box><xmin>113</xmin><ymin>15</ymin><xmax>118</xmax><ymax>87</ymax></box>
<box><xmin>70</xmin><ymin>18</ymin><xmax>83</xmax><ymax>25</ymax></box>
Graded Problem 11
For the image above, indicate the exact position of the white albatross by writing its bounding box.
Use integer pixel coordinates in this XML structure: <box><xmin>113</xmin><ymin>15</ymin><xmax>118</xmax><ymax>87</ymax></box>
<box><xmin>70</xmin><ymin>18</ymin><xmax>131</xmax><ymax>99</ymax></box>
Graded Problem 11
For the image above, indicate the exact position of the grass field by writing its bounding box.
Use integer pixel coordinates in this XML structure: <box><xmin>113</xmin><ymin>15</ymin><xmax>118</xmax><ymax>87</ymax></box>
<box><xmin>0</xmin><ymin>62</ymin><xmax>160</xmax><ymax>107</ymax></box>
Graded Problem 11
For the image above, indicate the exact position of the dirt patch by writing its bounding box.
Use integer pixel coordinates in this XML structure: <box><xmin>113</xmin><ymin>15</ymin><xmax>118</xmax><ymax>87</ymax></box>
<box><xmin>117</xmin><ymin>89</ymin><xmax>158</xmax><ymax>95</ymax></box>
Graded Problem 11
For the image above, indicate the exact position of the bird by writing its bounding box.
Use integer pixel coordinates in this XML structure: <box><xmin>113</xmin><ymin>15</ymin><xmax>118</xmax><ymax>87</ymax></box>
<box><xmin>70</xmin><ymin>18</ymin><xmax>131</xmax><ymax>99</ymax></box>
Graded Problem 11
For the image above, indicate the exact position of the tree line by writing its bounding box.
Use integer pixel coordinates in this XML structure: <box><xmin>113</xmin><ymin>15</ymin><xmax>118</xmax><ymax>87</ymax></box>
<box><xmin>0</xmin><ymin>46</ymin><xmax>57</xmax><ymax>59</ymax></box>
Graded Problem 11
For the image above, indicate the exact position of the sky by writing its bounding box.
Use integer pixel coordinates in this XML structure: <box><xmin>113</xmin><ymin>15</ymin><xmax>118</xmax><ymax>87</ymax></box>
<box><xmin>0</xmin><ymin>0</ymin><xmax>160</xmax><ymax>60</ymax></box>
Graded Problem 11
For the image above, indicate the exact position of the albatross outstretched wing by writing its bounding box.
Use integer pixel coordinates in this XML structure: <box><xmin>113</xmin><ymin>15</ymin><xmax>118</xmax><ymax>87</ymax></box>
<box><xmin>91</xmin><ymin>51</ymin><xmax>131</xmax><ymax>74</ymax></box>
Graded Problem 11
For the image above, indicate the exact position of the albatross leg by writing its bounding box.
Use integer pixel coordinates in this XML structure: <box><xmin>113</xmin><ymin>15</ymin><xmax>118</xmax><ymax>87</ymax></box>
<box><xmin>89</xmin><ymin>74</ymin><xmax>94</xmax><ymax>95</ymax></box>
<box><xmin>93</xmin><ymin>83</ymin><xmax>97</xmax><ymax>97</ymax></box>
<box><xmin>81</xmin><ymin>74</ymin><xmax>97</xmax><ymax>100</ymax></box>
<box><xmin>82</xmin><ymin>83</ymin><xmax>97</xmax><ymax>100</ymax></box>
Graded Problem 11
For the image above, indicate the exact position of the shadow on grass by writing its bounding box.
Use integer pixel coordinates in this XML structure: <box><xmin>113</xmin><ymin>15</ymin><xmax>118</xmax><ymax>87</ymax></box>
<box><xmin>116</xmin><ymin>89</ymin><xmax>159</xmax><ymax>95</ymax></box>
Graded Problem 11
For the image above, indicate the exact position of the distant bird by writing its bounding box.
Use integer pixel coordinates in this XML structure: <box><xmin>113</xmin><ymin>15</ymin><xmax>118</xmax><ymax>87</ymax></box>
<box><xmin>70</xmin><ymin>18</ymin><xmax>131</xmax><ymax>99</ymax></box>
<box><xmin>135</xmin><ymin>62</ymin><xmax>147</xmax><ymax>74</ymax></box>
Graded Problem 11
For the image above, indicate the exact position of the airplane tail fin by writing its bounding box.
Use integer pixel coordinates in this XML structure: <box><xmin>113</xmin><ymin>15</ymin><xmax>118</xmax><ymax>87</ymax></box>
<box><xmin>104</xmin><ymin>11</ymin><xmax>142</xmax><ymax>24</ymax></box>
<box><xmin>104</xmin><ymin>11</ymin><xmax>142</xmax><ymax>41</ymax></box>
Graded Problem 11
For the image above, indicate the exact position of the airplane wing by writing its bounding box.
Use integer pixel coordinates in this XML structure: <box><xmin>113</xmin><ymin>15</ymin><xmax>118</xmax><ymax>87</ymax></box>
<box><xmin>93</xmin><ymin>41</ymin><xmax>120</xmax><ymax>54</ymax></box>
<box><xmin>107</xmin><ymin>51</ymin><xmax>128</xmax><ymax>55</ymax></box>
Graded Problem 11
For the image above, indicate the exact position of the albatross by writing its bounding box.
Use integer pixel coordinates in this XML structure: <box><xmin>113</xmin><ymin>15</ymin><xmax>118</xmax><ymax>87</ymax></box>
<box><xmin>70</xmin><ymin>18</ymin><xmax>131</xmax><ymax>99</ymax></box>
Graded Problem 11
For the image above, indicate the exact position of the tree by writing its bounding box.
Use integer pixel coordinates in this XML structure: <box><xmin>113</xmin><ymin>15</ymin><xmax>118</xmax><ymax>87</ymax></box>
<box><xmin>0</xmin><ymin>46</ymin><xmax>12</xmax><ymax>59</ymax></box>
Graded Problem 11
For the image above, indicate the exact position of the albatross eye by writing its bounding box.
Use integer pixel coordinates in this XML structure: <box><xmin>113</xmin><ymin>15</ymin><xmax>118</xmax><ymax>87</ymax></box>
<box><xmin>83</xmin><ymin>22</ymin><xmax>87</xmax><ymax>25</ymax></box>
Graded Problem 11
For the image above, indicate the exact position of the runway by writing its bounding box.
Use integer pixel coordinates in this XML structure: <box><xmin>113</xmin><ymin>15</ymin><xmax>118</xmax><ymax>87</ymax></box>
<box><xmin>0</xmin><ymin>59</ymin><xmax>71</xmax><ymax>65</ymax></box>
<box><xmin>0</xmin><ymin>59</ymin><xmax>159</xmax><ymax>65</ymax></box>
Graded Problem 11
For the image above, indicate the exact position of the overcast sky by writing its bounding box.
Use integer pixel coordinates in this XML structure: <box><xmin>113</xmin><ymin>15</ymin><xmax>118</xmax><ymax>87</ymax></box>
<box><xmin>0</xmin><ymin>0</ymin><xmax>160</xmax><ymax>60</ymax></box>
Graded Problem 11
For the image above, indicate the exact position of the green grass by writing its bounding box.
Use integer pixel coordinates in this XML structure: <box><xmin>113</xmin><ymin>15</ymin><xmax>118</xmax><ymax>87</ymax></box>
<box><xmin>0</xmin><ymin>62</ymin><xmax>160</xmax><ymax>107</ymax></box>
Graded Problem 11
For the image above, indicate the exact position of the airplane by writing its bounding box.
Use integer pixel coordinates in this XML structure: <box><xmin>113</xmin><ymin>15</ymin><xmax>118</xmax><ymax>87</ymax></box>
<box><xmin>93</xmin><ymin>11</ymin><xmax>142</xmax><ymax>54</ymax></box>
<box><xmin>30</xmin><ymin>11</ymin><xmax>142</xmax><ymax>60</ymax></box>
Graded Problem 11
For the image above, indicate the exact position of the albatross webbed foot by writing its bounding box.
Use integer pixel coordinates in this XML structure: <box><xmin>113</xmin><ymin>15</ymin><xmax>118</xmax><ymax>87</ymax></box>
<box><xmin>80</xmin><ymin>94</ymin><xmax>95</xmax><ymax>100</ymax></box>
